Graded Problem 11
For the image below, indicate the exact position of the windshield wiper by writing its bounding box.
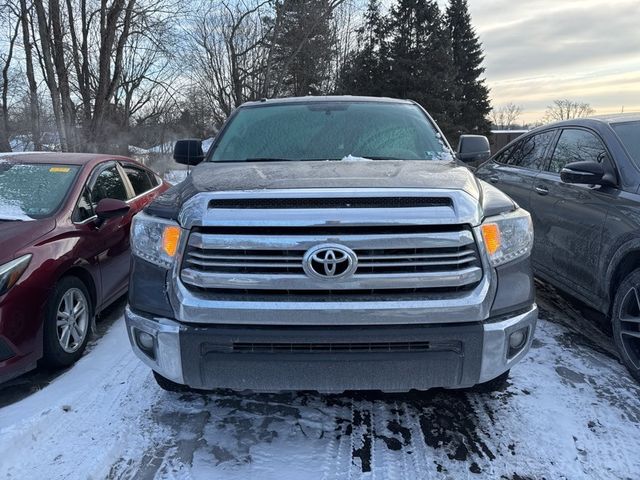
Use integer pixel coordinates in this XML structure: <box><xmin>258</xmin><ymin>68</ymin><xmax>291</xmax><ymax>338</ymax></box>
<box><xmin>243</xmin><ymin>158</ymin><xmax>293</xmax><ymax>162</ymax></box>
<box><xmin>216</xmin><ymin>157</ymin><xmax>355</xmax><ymax>163</ymax></box>
<box><xmin>351</xmin><ymin>156</ymin><xmax>405</xmax><ymax>160</ymax></box>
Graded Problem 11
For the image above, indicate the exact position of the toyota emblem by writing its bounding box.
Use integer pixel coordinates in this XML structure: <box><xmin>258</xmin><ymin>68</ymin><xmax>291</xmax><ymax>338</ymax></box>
<box><xmin>303</xmin><ymin>244</ymin><xmax>358</xmax><ymax>279</ymax></box>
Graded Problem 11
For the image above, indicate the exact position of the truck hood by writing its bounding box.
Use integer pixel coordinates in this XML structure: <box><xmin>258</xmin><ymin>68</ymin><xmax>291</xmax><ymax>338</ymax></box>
<box><xmin>147</xmin><ymin>160</ymin><xmax>515</xmax><ymax>220</ymax></box>
<box><xmin>0</xmin><ymin>218</ymin><xmax>56</xmax><ymax>265</ymax></box>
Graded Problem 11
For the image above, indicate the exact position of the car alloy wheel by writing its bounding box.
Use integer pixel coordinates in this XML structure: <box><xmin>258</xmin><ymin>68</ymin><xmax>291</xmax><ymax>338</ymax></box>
<box><xmin>612</xmin><ymin>269</ymin><xmax>640</xmax><ymax>383</ymax></box>
<box><xmin>56</xmin><ymin>288</ymin><xmax>90</xmax><ymax>354</ymax></box>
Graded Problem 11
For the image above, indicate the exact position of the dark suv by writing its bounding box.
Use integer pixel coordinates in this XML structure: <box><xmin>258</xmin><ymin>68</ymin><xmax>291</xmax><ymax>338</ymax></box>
<box><xmin>475</xmin><ymin>114</ymin><xmax>640</xmax><ymax>381</ymax></box>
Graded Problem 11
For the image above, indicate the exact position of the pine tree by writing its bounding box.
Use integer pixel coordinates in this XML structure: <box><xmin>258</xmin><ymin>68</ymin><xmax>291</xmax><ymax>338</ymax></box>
<box><xmin>269</xmin><ymin>0</ymin><xmax>337</xmax><ymax>97</ymax></box>
<box><xmin>446</xmin><ymin>0</ymin><xmax>491</xmax><ymax>136</ymax></box>
<box><xmin>336</xmin><ymin>0</ymin><xmax>389</xmax><ymax>96</ymax></box>
<box><xmin>388</xmin><ymin>0</ymin><xmax>458</xmax><ymax>139</ymax></box>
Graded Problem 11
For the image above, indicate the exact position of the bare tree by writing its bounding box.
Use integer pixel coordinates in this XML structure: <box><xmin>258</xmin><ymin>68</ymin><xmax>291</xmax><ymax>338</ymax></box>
<box><xmin>0</xmin><ymin>2</ymin><xmax>20</xmax><ymax>151</ymax></box>
<box><xmin>544</xmin><ymin>99</ymin><xmax>595</xmax><ymax>123</ymax></box>
<box><xmin>27</xmin><ymin>0</ymin><xmax>179</xmax><ymax>152</ymax></box>
<box><xmin>188</xmin><ymin>0</ymin><xmax>273</xmax><ymax>126</ymax></box>
<box><xmin>489</xmin><ymin>102</ymin><xmax>523</xmax><ymax>130</ymax></box>
<box><xmin>18</xmin><ymin>0</ymin><xmax>41</xmax><ymax>149</ymax></box>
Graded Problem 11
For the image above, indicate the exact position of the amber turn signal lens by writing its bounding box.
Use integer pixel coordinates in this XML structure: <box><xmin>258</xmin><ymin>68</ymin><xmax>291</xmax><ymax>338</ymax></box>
<box><xmin>162</xmin><ymin>226</ymin><xmax>181</xmax><ymax>257</ymax></box>
<box><xmin>481</xmin><ymin>223</ymin><xmax>501</xmax><ymax>255</ymax></box>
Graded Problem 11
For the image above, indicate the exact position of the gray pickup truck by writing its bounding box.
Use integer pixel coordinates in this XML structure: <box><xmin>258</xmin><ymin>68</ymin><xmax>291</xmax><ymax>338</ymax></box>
<box><xmin>125</xmin><ymin>96</ymin><xmax>537</xmax><ymax>393</ymax></box>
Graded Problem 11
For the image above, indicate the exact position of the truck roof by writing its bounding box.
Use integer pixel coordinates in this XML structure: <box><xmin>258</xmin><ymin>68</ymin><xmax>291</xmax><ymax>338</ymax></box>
<box><xmin>240</xmin><ymin>95</ymin><xmax>415</xmax><ymax>108</ymax></box>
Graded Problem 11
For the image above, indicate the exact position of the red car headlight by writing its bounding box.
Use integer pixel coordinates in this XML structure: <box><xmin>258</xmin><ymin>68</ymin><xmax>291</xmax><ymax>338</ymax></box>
<box><xmin>0</xmin><ymin>254</ymin><xmax>32</xmax><ymax>296</ymax></box>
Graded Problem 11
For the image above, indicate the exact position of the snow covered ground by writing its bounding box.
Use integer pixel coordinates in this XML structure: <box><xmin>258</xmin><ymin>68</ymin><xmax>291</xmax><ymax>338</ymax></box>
<box><xmin>0</xmin><ymin>286</ymin><xmax>639</xmax><ymax>479</ymax></box>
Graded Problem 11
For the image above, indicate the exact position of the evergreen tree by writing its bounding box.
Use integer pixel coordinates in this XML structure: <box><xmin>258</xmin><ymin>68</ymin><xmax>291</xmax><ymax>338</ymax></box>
<box><xmin>446</xmin><ymin>0</ymin><xmax>491</xmax><ymax>136</ymax></box>
<box><xmin>270</xmin><ymin>0</ymin><xmax>337</xmax><ymax>97</ymax></box>
<box><xmin>388</xmin><ymin>0</ymin><xmax>458</xmax><ymax>139</ymax></box>
<box><xmin>336</xmin><ymin>0</ymin><xmax>389</xmax><ymax>96</ymax></box>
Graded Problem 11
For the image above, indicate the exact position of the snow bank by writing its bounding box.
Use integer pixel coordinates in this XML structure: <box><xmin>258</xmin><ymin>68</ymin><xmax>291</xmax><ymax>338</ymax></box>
<box><xmin>0</xmin><ymin>202</ymin><xmax>33</xmax><ymax>221</ymax></box>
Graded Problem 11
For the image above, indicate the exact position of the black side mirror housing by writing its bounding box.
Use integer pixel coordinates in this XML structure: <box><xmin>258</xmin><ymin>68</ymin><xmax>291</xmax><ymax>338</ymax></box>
<box><xmin>95</xmin><ymin>198</ymin><xmax>130</xmax><ymax>226</ymax></box>
<box><xmin>561</xmin><ymin>161</ymin><xmax>610</xmax><ymax>185</ymax></box>
<box><xmin>457</xmin><ymin>135</ymin><xmax>491</xmax><ymax>167</ymax></box>
<box><xmin>174</xmin><ymin>139</ymin><xmax>204</xmax><ymax>166</ymax></box>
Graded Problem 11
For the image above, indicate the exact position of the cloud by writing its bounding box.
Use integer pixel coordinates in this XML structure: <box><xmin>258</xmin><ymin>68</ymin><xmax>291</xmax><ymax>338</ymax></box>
<box><xmin>468</xmin><ymin>0</ymin><xmax>640</xmax><ymax>121</ymax></box>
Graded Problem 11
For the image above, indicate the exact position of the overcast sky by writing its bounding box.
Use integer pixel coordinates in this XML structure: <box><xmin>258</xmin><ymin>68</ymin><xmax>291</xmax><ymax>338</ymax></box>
<box><xmin>464</xmin><ymin>0</ymin><xmax>640</xmax><ymax>122</ymax></box>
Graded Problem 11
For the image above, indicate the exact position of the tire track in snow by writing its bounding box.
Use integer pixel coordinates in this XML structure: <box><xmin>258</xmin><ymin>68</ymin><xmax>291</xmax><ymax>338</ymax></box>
<box><xmin>320</xmin><ymin>399</ymin><xmax>351</xmax><ymax>480</ymax></box>
<box><xmin>369</xmin><ymin>399</ymin><xmax>402</xmax><ymax>480</ymax></box>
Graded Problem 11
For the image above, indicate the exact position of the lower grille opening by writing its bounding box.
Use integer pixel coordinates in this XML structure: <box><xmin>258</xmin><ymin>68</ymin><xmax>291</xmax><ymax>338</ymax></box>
<box><xmin>232</xmin><ymin>341</ymin><xmax>462</xmax><ymax>353</ymax></box>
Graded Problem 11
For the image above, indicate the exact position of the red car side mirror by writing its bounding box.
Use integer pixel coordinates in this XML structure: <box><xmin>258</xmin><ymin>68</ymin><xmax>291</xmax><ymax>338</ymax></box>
<box><xmin>95</xmin><ymin>199</ymin><xmax>130</xmax><ymax>221</ymax></box>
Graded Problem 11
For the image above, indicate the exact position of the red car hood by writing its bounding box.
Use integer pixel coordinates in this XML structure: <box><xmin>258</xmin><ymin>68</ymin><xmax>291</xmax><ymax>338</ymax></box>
<box><xmin>0</xmin><ymin>218</ymin><xmax>56</xmax><ymax>265</ymax></box>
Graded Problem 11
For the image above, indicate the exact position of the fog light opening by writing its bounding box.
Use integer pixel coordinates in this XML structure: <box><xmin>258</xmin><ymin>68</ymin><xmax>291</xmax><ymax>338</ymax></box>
<box><xmin>135</xmin><ymin>329</ymin><xmax>156</xmax><ymax>359</ymax></box>
<box><xmin>508</xmin><ymin>328</ymin><xmax>528</xmax><ymax>357</ymax></box>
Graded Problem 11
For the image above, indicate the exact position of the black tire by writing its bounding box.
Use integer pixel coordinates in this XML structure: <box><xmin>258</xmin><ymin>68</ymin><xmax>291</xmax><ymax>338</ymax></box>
<box><xmin>611</xmin><ymin>269</ymin><xmax>640</xmax><ymax>383</ymax></box>
<box><xmin>473</xmin><ymin>369</ymin><xmax>510</xmax><ymax>393</ymax></box>
<box><xmin>42</xmin><ymin>276</ymin><xmax>93</xmax><ymax>368</ymax></box>
<box><xmin>153</xmin><ymin>370</ymin><xmax>191</xmax><ymax>392</ymax></box>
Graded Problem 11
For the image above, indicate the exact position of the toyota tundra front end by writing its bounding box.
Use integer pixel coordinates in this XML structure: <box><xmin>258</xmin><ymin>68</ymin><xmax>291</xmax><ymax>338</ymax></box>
<box><xmin>125</xmin><ymin>96</ymin><xmax>537</xmax><ymax>393</ymax></box>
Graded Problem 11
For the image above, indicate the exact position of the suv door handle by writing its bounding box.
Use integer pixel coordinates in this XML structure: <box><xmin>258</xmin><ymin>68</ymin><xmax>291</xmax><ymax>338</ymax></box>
<box><xmin>535</xmin><ymin>185</ymin><xmax>549</xmax><ymax>195</ymax></box>
<box><xmin>488</xmin><ymin>176</ymin><xmax>499</xmax><ymax>184</ymax></box>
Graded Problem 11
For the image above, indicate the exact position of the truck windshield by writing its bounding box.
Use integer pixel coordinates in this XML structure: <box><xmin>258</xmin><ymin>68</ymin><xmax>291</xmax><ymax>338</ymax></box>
<box><xmin>210</xmin><ymin>102</ymin><xmax>453</xmax><ymax>162</ymax></box>
<box><xmin>0</xmin><ymin>162</ymin><xmax>79</xmax><ymax>220</ymax></box>
<box><xmin>612</xmin><ymin>121</ymin><xmax>640</xmax><ymax>165</ymax></box>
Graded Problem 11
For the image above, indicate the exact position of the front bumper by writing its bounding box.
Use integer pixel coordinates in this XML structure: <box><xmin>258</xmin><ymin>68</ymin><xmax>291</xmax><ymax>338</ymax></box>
<box><xmin>125</xmin><ymin>304</ymin><xmax>537</xmax><ymax>392</ymax></box>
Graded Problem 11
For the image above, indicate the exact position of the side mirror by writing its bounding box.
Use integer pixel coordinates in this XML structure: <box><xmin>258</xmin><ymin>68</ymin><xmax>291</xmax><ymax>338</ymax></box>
<box><xmin>173</xmin><ymin>139</ymin><xmax>204</xmax><ymax>165</ymax></box>
<box><xmin>457</xmin><ymin>135</ymin><xmax>491</xmax><ymax>166</ymax></box>
<box><xmin>560</xmin><ymin>161</ymin><xmax>607</xmax><ymax>185</ymax></box>
<box><xmin>95</xmin><ymin>199</ymin><xmax>130</xmax><ymax>221</ymax></box>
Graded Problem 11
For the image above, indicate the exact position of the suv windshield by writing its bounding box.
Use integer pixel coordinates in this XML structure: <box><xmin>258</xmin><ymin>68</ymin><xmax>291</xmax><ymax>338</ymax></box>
<box><xmin>612</xmin><ymin>121</ymin><xmax>640</xmax><ymax>165</ymax></box>
<box><xmin>210</xmin><ymin>102</ymin><xmax>453</xmax><ymax>162</ymax></box>
<box><xmin>0</xmin><ymin>162</ymin><xmax>79</xmax><ymax>220</ymax></box>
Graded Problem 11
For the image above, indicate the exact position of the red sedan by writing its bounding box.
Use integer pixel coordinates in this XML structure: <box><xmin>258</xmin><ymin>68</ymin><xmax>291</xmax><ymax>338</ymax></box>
<box><xmin>0</xmin><ymin>152</ymin><xmax>169</xmax><ymax>383</ymax></box>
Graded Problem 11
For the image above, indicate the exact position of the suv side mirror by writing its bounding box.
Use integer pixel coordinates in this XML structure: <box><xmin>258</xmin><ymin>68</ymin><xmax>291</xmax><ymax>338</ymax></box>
<box><xmin>95</xmin><ymin>198</ymin><xmax>130</xmax><ymax>222</ymax></box>
<box><xmin>561</xmin><ymin>161</ymin><xmax>608</xmax><ymax>185</ymax></box>
<box><xmin>174</xmin><ymin>139</ymin><xmax>204</xmax><ymax>165</ymax></box>
<box><xmin>457</xmin><ymin>135</ymin><xmax>491</xmax><ymax>166</ymax></box>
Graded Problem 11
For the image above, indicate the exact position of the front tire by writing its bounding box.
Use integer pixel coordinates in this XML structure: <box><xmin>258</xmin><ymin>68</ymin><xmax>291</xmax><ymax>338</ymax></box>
<box><xmin>153</xmin><ymin>371</ymin><xmax>191</xmax><ymax>392</ymax></box>
<box><xmin>473</xmin><ymin>369</ymin><xmax>510</xmax><ymax>393</ymax></box>
<box><xmin>42</xmin><ymin>276</ymin><xmax>93</xmax><ymax>368</ymax></box>
<box><xmin>611</xmin><ymin>269</ymin><xmax>640</xmax><ymax>383</ymax></box>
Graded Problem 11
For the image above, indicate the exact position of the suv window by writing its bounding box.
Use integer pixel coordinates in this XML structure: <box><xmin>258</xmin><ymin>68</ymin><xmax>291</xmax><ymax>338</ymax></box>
<box><xmin>493</xmin><ymin>143</ymin><xmax>517</xmax><ymax>165</ymax></box>
<box><xmin>548</xmin><ymin>129</ymin><xmax>608</xmax><ymax>174</ymax></box>
<box><xmin>123</xmin><ymin>165</ymin><xmax>154</xmax><ymax>196</ymax></box>
<box><xmin>91</xmin><ymin>166</ymin><xmax>128</xmax><ymax>207</ymax></box>
<box><xmin>508</xmin><ymin>131</ymin><xmax>555</xmax><ymax>170</ymax></box>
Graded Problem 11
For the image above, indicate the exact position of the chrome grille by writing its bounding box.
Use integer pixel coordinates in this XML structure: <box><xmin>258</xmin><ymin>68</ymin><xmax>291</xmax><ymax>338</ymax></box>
<box><xmin>184</xmin><ymin>246</ymin><xmax>479</xmax><ymax>275</ymax></box>
<box><xmin>180</xmin><ymin>228</ymin><xmax>483</xmax><ymax>292</ymax></box>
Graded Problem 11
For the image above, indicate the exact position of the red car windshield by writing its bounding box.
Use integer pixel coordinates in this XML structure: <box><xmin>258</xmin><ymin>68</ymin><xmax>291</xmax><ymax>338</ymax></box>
<box><xmin>0</xmin><ymin>162</ymin><xmax>80</xmax><ymax>220</ymax></box>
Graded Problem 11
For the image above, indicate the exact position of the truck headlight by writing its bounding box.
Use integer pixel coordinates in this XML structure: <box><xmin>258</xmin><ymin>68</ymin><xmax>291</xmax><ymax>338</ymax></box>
<box><xmin>0</xmin><ymin>254</ymin><xmax>32</xmax><ymax>296</ymax></box>
<box><xmin>480</xmin><ymin>209</ymin><xmax>533</xmax><ymax>267</ymax></box>
<box><xmin>131</xmin><ymin>213</ymin><xmax>182</xmax><ymax>268</ymax></box>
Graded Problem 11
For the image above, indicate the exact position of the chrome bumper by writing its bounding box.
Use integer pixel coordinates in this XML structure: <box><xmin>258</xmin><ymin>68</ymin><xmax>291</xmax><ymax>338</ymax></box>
<box><xmin>125</xmin><ymin>305</ymin><xmax>537</xmax><ymax>391</ymax></box>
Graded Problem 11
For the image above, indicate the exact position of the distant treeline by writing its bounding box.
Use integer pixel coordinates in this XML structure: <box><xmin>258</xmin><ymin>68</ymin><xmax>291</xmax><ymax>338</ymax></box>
<box><xmin>0</xmin><ymin>0</ymin><xmax>490</xmax><ymax>153</ymax></box>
